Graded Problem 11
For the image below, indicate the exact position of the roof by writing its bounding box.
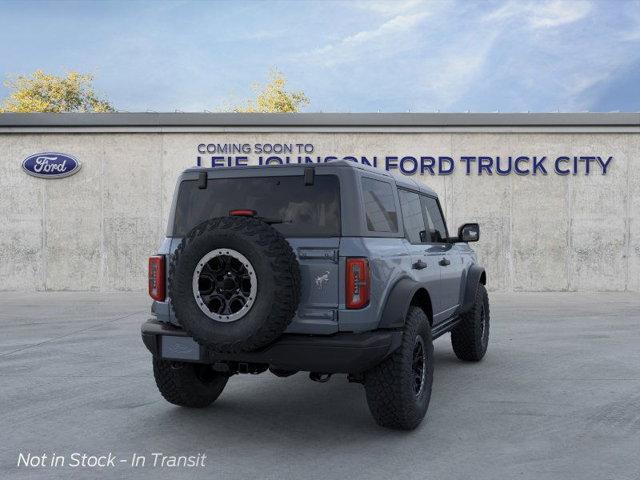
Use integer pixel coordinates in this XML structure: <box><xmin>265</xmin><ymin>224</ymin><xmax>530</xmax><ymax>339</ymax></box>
<box><xmin>0</xmin><ymin>112</ymin><xmax>638</xmax><ymax>133</ymax></box>
<box><xmin>183</xmin><ymin>159</ymin><xmax>438</xmax><ymax>197</ymax></box>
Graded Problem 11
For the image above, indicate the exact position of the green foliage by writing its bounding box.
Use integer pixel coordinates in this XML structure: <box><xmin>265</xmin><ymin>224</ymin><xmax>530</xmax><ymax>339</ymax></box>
<box><xmin>0</xmin><ymin>70</ymin><xmax>114</xmax><ymax>113</ymax></box>
<box><xmin>234</xmin><ymin>69</ymin><xmax>309</xmax><ymax>113</ymax></box>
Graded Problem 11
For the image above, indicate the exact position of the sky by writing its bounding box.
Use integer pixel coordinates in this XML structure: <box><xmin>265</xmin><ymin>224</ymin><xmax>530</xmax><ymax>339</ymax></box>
<box><xmin>0</xmin><ymin>0</ymin><xmax>639</xmax><ymax>112</ymax></box>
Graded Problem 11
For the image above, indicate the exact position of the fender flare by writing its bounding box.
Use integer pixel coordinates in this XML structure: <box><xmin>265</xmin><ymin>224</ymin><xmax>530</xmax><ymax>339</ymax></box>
<box><xmin>378</xmin><ymin>277</ymin><xmax>424</xmax><ymax>329</ymax></box>
<box><xmin>460</xmin><ymin>265</ymin><xmax>486</xmax><ymax>314</ymax></box>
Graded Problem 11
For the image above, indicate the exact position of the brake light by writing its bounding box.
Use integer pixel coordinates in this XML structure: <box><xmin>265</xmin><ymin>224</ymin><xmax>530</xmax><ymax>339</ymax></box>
<box><xmin>229</xmin><ymin>209</ymin><xmax>256</xmax><ymax>217</ymax></box>
<box><xmin>148</xmin><ymin>255</ymin><xmax>165</xmax><ymax>301</ymax></box>
<box><xmin>346</xmin><ymin>258</ymin><xmax>369</xmax><ymax>309</ymax></box>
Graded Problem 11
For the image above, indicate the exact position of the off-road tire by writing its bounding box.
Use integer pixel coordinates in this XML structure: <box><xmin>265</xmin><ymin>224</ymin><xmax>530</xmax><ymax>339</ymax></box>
<box><xmin>153</xmin><ymin>358</ymin><xmax>228</xmax><ymax>408</ymax></box>
<box><xmin>451</xmin><ymin>283</ymin><xmax>490</xmax><ymax>361</ymax></box>
<box><xmin>364</xmin><ymin>307</ymin><xmax>434</xmax><ymax>430</ymax></box>
<box><xmin>169</xmin><ymin>216</ymin><xmax>301</xmax><ymax>353</ymax></box>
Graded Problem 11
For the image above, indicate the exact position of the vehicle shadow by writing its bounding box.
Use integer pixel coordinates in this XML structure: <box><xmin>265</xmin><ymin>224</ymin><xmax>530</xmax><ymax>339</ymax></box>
<box><xmin>136</xmin><ymin>347</ymin><xmax>468</xmax><ymax>446</ymax></box>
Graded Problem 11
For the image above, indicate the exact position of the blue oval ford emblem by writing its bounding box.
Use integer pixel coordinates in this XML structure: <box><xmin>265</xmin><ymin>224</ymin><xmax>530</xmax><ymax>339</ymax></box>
<box><xmin>22</xmin><ymin>152</ymin><xmax>81</xmax><ymax>179</ymax></box>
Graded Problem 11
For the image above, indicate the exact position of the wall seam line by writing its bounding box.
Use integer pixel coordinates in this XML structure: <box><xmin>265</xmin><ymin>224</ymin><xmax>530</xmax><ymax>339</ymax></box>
<box><xmin>625</xmin><ymin>143</ymin><xmax>631</xmax><ymax>290</ymax></box>
<box><xmin>567</xmin><ymin>135</ymin><xmax>574</xmax><ymax>291</ymax></box>
<box><xmin>508</xmin><ymin>165</ymin><xmax>514</xmax><ymax>292</ymax></box>
<box><xmin>41</xmin><ymin>161</ymin><xmax>47</xmax><ymax>291</ymax></box>
<box><xmin>99</xmin><ymin>138</ymin><xmax>105</xmax><ymax>292</ymax></box>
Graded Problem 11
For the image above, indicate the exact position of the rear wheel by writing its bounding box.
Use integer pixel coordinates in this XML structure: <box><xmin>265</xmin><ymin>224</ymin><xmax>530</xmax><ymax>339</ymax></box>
<box><xmin>363</xmin><ymin>307</ymin><xmax>434</xmax><ymax>430</ymax></box>
<box><xmin>153</xmin><ymin>358</ymin><xmax>228</xmax><ymax>408</ymax></box>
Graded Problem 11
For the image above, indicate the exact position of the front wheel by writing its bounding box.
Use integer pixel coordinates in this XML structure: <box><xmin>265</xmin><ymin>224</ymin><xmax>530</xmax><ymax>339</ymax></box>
<box><xmin>153</xmin><ymin>358</ymin><xmax>228</xmax><ymax>408</ymax></box>
<box><xmin>363</xmin><ymin>307</ymin><xmax>434</xmax><ymax>430</ymax></box>
<box><xmin>451</xmin><ymin>283</ymin><xmax>490</xmax><ymax>361</ymax></box>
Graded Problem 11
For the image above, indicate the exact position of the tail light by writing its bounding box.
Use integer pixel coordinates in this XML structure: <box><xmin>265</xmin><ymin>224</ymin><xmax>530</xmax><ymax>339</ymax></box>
<box><xmin>148</xmin><ymin>255</ymin><xmax>165</xmax><ymax>301</ymax></box>
<box><xmin>346</xmin><ymin>258</ymin><xmax>369</xmax><ymax>309</ymax></box>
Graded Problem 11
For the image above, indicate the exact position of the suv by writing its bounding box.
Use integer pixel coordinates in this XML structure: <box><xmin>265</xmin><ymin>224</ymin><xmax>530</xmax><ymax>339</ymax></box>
<box><xmin>142</xmin><ymin>160</ymin><xmax>489</xmax><ymax>430</ymax></box>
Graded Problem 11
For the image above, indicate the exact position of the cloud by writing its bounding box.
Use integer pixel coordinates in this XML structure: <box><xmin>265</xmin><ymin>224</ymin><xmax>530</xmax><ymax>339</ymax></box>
<box><xmin>299</xmin><ymin>11</ymin><xmax>430</xmax><ymax>67</ymax></box>
<box><xmin>337</xmin><ymin>12</ymin><xmax>427</xmax><ymax>44</ymax></box>
<box><xmin>419</xmin><ymin>29</ymin><xmax>500</xmax><ymax>109</ymax></box>
<box><xmin>471</xmin><ymin>0</ymin><xmax>640</xmax><ymax>112</ymax></box>
<box><xmin>530</xmin><ymin>0</ymin><xmax>592</xmax><ymax>28</ymax></box>
<box><xmin>619</xmin><ymin>0</ymin><xmax>640</xmax><ymax>41</ymax></box>
<box><xmin>484</xmin><ymin>0</ymin><xmax>592</xmax><ymax>29</ymax></box>
<box><xmin>352</xmin><ymin>0</ymin><xmax>430</xmax><ymax>16</ymax></box>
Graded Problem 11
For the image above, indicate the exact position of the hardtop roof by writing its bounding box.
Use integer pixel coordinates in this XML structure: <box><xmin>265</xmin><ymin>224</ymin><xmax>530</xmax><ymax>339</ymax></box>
<box><xmin>184</xmin><ymin>159</ymin><xmax>438</xmax><ymax>197</ymax></box>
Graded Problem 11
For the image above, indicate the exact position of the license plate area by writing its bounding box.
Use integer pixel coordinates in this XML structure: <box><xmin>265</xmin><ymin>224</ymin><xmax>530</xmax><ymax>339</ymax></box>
<box><xmin>161</xmin><ymin>335</ymin><xmax>201</xmax><ymax>361</ymax></box>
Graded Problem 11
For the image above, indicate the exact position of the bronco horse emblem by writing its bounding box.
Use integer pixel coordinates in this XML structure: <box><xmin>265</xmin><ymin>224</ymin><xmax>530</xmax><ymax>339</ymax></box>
<box><xmin>315</xmin><ymin>271</ymin><xmax>330</xmax><ymax>289</ymax></box>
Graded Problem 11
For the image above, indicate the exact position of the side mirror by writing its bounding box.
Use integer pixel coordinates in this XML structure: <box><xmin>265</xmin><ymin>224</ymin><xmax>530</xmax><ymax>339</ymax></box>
<box><xmin>458</xmin><ymin>223</ymin><xmax>480</xmax><ymax>242</ymax></box>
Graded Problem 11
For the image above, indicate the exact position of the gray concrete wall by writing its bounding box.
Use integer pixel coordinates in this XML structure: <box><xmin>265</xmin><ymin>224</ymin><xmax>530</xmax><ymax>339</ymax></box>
<box><xmin>1</xmin><ymin>129</ymin><xmax>638</xmax><ymax>292</ymax></box>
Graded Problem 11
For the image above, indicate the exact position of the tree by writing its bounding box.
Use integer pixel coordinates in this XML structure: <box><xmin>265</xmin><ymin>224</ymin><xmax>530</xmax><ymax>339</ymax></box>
<box><xmin>0</xmin><ymin>70</ymin><xmax>114</xmax><ymax>113</ymax></box>
<box><xmin>233</xmin><ymin>70</ymin><xmax>309</xmax><ymax>113</ymax></box>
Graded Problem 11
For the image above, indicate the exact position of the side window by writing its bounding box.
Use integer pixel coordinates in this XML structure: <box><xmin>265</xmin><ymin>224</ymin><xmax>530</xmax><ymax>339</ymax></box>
<box><xmin>399</xmin><ymin>190</ymin><xmax>427</xmax><ymax>244</ymax></box>
<box><xmin>421</xmin><ymin>196</ymin><xmax>448</xmax><ymax>243</ymax></box>
<box><xmin>361</xmin><ymin>177</ymin><xmax>398</xmax><ymax>233</ymax></box>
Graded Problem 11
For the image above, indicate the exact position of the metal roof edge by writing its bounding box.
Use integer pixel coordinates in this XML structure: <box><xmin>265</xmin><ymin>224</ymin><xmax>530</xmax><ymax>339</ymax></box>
<box><xmin>0</xmin><ymin>112</ymin><xmax>639</xmax><ymax>128</ymax></box>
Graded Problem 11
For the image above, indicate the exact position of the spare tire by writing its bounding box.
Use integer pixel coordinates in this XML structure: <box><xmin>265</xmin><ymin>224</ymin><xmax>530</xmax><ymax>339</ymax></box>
<box><xmin>169</xmin><ymin>216</ymin><xmax>300</xmax><ymax>353</ymax></box>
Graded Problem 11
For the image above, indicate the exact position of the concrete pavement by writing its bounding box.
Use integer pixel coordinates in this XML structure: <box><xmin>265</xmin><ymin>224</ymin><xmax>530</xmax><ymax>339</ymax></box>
<box><xmin>1</xmin><ymin>292</ymin><xmax>639</xmax><ymax>480</ymax></box>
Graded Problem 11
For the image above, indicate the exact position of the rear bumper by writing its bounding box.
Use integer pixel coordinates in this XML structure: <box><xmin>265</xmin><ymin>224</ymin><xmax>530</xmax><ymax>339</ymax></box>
<box><xmin>141</xmin><ymin>319</ymin><xmax>402</xmax><ymax>374</ymax></box>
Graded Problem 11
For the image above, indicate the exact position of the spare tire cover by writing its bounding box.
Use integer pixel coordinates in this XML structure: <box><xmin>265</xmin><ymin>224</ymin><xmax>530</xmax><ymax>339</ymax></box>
<box><xmin>169</xmin><ymin>216</ymin><xmax>301</xmax><ymax>353</ymax></box>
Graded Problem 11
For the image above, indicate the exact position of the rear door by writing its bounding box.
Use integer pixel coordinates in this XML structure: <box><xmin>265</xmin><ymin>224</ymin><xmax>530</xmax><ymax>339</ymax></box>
<box><xmin>398</xmin><ymin>189</ymin><xmax>443</xmax><ymax>317</ymax></box>
<box><xmin>421</xmin><ymin>195</ymin><xmax>464</xmax><ymax>319</ymax></box>
<box><xmin>170</xmin><ymin>172</ymin><xmax>342</xmax><ymax>334</ymax></box>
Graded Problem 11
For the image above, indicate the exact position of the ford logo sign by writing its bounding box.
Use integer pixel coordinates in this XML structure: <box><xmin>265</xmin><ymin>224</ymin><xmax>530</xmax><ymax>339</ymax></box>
<box><xmin>22</xmin><ymin>152</ymin><xmax>81</xmax><ymax>179</ymax></box>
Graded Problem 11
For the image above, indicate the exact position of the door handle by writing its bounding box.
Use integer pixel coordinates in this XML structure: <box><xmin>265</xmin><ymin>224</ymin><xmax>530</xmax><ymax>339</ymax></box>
<box><xmin>412</xmin><ymin>260</ymin><xmax>428</xmax><ymax>270</ymax></box>
<box><xmin>439</xmin><ymin>258</ymin><xmax>450</xmax><ymax>266</ymax></box>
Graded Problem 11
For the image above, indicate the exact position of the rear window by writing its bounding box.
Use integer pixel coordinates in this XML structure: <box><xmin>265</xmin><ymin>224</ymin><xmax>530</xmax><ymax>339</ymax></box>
<box><xmin>361</xmin><ymin>177</ymin><xmax>398</xmax><ymax>233</ymax></box>
<box><xmin>172</xmin><ymin>175</ymin><xmax>341</xmax><ymax>237</ymax></box>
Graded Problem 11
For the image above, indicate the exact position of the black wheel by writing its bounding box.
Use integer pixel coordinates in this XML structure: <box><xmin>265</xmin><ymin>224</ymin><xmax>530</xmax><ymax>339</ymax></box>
<box><xmin>153</xmin><ymin>358</ymin><xmax>228</xmax><ymax>408</ymax></box>
<box><xmin>364</xmin><ymin>307</ymin><xmax>434</xmax><ymax>430</ymax></box>
<box><xmin>451</xmin><ymin>283</ymin><xmax>490</xmax><ymax>361</ymax></box>
<box><xmin>169</xmin><ymin>216</ymin><xmax>300</xmax><ymax>353</ymax></box>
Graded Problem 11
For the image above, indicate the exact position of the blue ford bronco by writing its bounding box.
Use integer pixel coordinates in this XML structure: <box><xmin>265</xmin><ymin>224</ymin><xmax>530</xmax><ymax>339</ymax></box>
<box><xmin>142</xmin><ymin>160</ymin><xmax>489</xmax><ymax>430</ymax></box>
